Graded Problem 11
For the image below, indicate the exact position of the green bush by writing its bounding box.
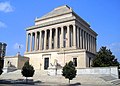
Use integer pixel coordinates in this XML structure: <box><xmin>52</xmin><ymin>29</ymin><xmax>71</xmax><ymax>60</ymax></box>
<box><xmin>0</xmin><ymin>68</ymin><xmax>3</xmax><ymax>75</ymax></box>
<box><xmin>21</xmin><ymin>61</ymin><xmax>35</xmax><ymax>82</ymax></box>
<box><xmin>62</xmin><ymin>61</ymin><xmax>76</xmax><ymax>84</ymax></box>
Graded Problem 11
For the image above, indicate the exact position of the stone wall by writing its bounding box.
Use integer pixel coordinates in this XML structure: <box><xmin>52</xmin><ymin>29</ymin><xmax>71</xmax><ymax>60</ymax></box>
<box><xmin>48</xmin><ymin>66</ymin><xmax>119</xmax><ymax>79</ymax></box>
<box><xmin>4</xmin><ymin>55</ymin><xmax>29</xmax><ymax>69</ymax></box>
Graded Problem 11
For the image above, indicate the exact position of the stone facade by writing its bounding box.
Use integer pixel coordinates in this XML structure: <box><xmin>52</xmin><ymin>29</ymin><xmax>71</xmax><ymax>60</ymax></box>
<box><xmin>24</xmin><ymin>5</ymin><xmax>97</xmax><ymax>70</ymax></box>
<box><xmin>4</xmin><ymin>53</ymin><xmax>29</xmax><ymax>69</ymax></box>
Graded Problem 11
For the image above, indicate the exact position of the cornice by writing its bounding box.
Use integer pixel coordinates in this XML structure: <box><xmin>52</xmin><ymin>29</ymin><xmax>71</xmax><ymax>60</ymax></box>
<box><xmin>26</xmin><ymin>16</ymin><xmax>75</xmax><ymax>31</ymax></box>
<box><xmin>35</xmin><ymin>12</ymin><xmax>72</xmax><ymax>22</ymax></box>
<box><xmin>24</xmin><ymin>48</ymin><xmax>88</xmax><ymax>55</ymax></box>
<box><xmin>72</xmin><ymin>12</ymin><xmax>90</xmax><ymax>27</ymax></box>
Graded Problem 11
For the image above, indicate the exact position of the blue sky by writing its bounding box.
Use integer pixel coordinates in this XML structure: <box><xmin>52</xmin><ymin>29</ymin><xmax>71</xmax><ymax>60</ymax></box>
<box><xmin>0</xmin><ymin>0</ymin><xmax>120</xmax><ymax>61</ymax></box>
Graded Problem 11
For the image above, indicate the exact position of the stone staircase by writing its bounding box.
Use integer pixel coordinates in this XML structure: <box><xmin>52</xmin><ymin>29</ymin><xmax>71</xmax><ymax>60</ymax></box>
<box><xmin>0</xmin><ymin>69</ymin><xmax>49</xmax><ymax>80</ymax></box>
<box><xmin>33</xmin><ymin>70</ymin><xmax>48</xmax><ymax>80</ymax></box>
<box><xmin>34</xmin><ymin>70</ymin><xmax>48</xmax><ymax>76</ymax></box>
<box><xmin>0</xmin><ymin>70</ymin><xmax>23</xmax><ymax>80</ymax></box>
<box><xmin>0</xmin><ymin>69</ymin><xmax>120</xmax><ymax>86</ymax></box>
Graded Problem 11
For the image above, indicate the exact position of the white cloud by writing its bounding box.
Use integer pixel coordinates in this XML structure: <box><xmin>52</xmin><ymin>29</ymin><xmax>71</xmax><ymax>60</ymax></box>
<box><xmin>14</xmin><ymin>43</ymin><xmax>24</xmax><ymax>50</ymax></box>
<box><xmin>107</xmin><ymin>42</ymin><xmax>120</xmax><ymax>61</ymax></box>
<box><xmin>0</xmin><ymin>1</ymin><xmax>14</xmax><ymax>13</ymax></box>
<box><xmin>0</xmin><ymin>21</ymin><xmax>6</xmax><ymax>28</ymax></box>
<box><xmin>107</xmin><ymin>42</ymin><xmax>120</xmax><ymax>52</ymax></box>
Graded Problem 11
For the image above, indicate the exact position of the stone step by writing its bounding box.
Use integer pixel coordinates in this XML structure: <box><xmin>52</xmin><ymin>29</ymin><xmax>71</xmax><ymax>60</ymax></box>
<box><xmin>111</xmin><ymin>79</ymin><xmax>120</xmax><ymax>85</ymax></box>
<box><xmin>34</xmin><ymin>70</ymin><xmax>48</xmax><ymax>75</ymax></box>
<box><xmin>100</xmin><ymin>75</ymin><xmax>117</xmax><ymax>81</ymax></box>
<box><xmin>1</xmin><ymin>70</ymin><xmax>49</xmax><ymax>80</ymax></box>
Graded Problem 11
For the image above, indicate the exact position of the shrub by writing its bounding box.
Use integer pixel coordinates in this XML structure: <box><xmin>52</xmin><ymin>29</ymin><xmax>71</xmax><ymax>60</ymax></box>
<box><xmin>21</xmin><ymin>61</ymin><xmax>35</xmax><ymax>82</ymax></box>
<box><xmin>62</xmin><ymin>61</ymin><xmax>76</xmax><ymax>84</ymax></box>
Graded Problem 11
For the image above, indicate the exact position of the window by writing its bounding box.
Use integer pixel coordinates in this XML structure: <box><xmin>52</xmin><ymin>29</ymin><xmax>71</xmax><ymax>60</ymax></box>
<box><xmin>73</xmin><ymin>58</ymin><xmax>77</xmax><ymax>67</ymax></box>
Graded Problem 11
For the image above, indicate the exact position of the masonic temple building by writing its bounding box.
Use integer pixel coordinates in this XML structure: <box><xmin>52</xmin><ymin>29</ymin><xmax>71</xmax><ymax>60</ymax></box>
<box><xmin>24</xmin><ymin>5</ymin><xmax>97</xmax><ymax>70</ymax></box>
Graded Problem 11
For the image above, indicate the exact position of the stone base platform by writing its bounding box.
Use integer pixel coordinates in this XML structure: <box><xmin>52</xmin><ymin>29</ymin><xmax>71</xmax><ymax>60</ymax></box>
<box><xmin>0</xmin><ymin>70</ymin><xmax>119</xmax><ymax>86</ymax></box>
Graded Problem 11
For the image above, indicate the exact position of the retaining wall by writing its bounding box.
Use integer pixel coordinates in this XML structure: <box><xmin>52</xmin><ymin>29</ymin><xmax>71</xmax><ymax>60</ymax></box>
<box><xmin>48</xmin><ymin>66</ymin><xmax>118</xmax><ymax>78</ymax></box>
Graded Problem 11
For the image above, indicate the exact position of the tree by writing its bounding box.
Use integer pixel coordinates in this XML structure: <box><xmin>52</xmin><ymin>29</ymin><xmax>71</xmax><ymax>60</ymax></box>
<box><xmin>21</xmin><ymin>61</ymin><xmax>35</xmax><ymax>83</ymax></box>
<box><xmin>0</xmin><ymin>68</ymin><xmax>3</xmax><ymax>75</ymax></box>
<box><xmin>92</xmin><ymin>46</ymin><xmax>119</xmax><ymax>67</ymax></box>
<box><xmin>0</xmin><ymin>59</ymin><xmax>3</xmax><ymax>75</ymax></box>
<box><xmin>62</xmin><ymin>61</ymin><xmax>77</xmax><ymax>84</ymax></box>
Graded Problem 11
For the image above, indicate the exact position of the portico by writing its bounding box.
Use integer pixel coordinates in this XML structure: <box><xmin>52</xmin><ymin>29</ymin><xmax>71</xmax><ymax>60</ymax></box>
<box><xmin>26</xmin><ymin>24</ymin><xmax>96</xmax><ymax>53</ymax></box>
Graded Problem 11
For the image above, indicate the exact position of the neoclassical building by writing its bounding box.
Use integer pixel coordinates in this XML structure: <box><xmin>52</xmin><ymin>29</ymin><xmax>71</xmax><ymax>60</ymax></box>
<box><xmin>24</xmin><ymin>5</ymin><xmax>97</xmax><ymax>70</ymax></box>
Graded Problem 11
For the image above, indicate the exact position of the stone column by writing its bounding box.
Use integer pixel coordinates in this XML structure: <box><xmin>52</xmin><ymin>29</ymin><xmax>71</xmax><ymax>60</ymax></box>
<box><xmin>49</xmin><ymin>29</ymin><xmax>52</xmax><ymax>49</ymax></box>
<box><xmin>89</xmin><ymin>35</ymin><xmax>91</xmax><ymax>52</ymax></box>
<box><xmin>86</xmin><ymin>33</ymin><xmax>88</xmax><ymax>50</ymax></box>
<box><xmin>95</xmin><ymin>38</ymin><xmax>97</xmax><ymax>53</ymax></box>
<box><xmin>82</xmin><ymin>30</ymin><xmax>85</xmax><ymax>49</ymax></box>
<box><xmin>34</xmin><ymin>32</ymin><xmax>37</xmax><ymax>51</ymax></box>
<box><xmin>90</xmin><ymin>35</ymin><xmax>92</xmax><ymax>52</ymax></box>
<box><xmin>37</xmin><ymin>32</ymin><xmax>40</xmax><ymax>50</ymax></box>
<box><xmin>44</xmin><ymin>30</ymin><xmax>47</xmax><ymax>50</ymax></box>
<box><xmin>89</xmin><ymin>34</ymin><xmax>91</xmax><ymax>52</ymax></box>
<box><xmin>91</xmin><ymin>36</ymin><xmax>93</xmax><ymax>53</ymax></box>
<box><xmin>87</xmin><ymin>34</ymin><xmax>89</xmax><ymax>51</ymax></box>
<box><xmin>88</xmin><ymin>34</ymin><xmax>90</xmax><ymax>51</ymax></box>
<box><xmin>30</xmin><ymin>33</ymin><xmax>33</xmax><ymax>51</ymax></box>
<box><xmin>80</xmin><ymin>29</ymin><xmax>82</xmax><ymax>49</ymax></box>
<box><xmin>67</xmin><ymin>25</ymin><xmax>70</xmax><ymax>48</ymax></box>
<box><xmin>39</xmin><ymin>31</ymin><xmax>42</xmax><ymax>50</ymax></box>
<box><xmin>60</xmin><ymin>27</ymin><xmax>63</xmax><ymax>48</ymax></box>
<box><xmin>55</xmin><ymin>28</ymin><xmax>58</xmax><ymax>49</ymax></box>
<box><xmin>77</xmin><ymin>27</ymin><xmax>79</xmax><ymax>48</ymax></box>
<box><xmin>73</xmin><ymin>25</ymin><xmax>76</xmax><ymax>48</ymax></box>
<box><xmin>92</xmin><ymin>37</ymin><xmax>94</xmax><ymax>53</ymax></box>
<box><xmin>93</xmin><ymin>37</ymin><xmax>95</xmax><ymax>53</ymax></box>
<box><xmin>89</xmin><ymin>35</ymin><xmax>90</xmax><ymax>52</ymax></box>
<box><xmin>85</xmin><ymin>32</ymin><xmax>87</xmax><ymax>50</ymax></box>
<box><xmin>26</xmin><ymin>33</ymin><xmax>28</xmax><ymax>52</ymax></box>
<box><xmin>84</xmin><ymin>31</ymin><xmax>86</xmax><ymax>49</ymax></box>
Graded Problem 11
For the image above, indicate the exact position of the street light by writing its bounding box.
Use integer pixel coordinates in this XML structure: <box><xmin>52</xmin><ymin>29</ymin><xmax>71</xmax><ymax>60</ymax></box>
<box><xmin>54</xmin><ymin>59</ymin><xmax>58</xmax><ymax>75</ymax></box>
<box><xmin>61</xmin><ymin>48</ymin><xmax>65</xmax><ymax>65</ymax></box>
<box><xmin>62</xmin><ymin>38</ymin><xmax>68</xmax><ymax>65</ymax></box>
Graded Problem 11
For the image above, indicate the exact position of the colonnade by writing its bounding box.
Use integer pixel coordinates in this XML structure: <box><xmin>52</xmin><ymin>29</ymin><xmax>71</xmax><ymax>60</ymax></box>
<box><xmin>26</xmin><ymin>24</ymin><xmax>96</xmax><ymax>53</ymax></box>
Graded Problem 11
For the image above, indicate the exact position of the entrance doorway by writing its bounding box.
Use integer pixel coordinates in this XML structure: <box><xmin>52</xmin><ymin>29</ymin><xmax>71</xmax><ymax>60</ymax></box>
<box><xmin>44</xmin><ymin>58</ymin><xmax>49</xmax><ymax>70</ymax></box>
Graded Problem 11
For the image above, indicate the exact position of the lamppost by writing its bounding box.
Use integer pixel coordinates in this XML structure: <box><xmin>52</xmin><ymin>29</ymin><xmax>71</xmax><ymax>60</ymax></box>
<box><xmin>54</xmin><ymin>59</ymin><xmax>57</xmax><ymax>75</ymax></box>
<box><xmin>62</xmin><ymin>48</ymin><xmax>65</xmax><ymax>65</ymax></box>
<box><xmin>62</xmin><ymin>38</ymin><xmax>67</xmax><ymax>65</ymax></box>
<box><xmin>17</xmin><ymin>45</ymin><xmax>21</xmax><ymax>56</ymax></box>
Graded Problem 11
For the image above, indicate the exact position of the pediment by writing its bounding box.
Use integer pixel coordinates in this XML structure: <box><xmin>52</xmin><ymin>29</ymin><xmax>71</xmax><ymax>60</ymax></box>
<box><xmin>36</xmin><ymin>5</ymin><xmax>73</xmax><ymax>21</ymax></box>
